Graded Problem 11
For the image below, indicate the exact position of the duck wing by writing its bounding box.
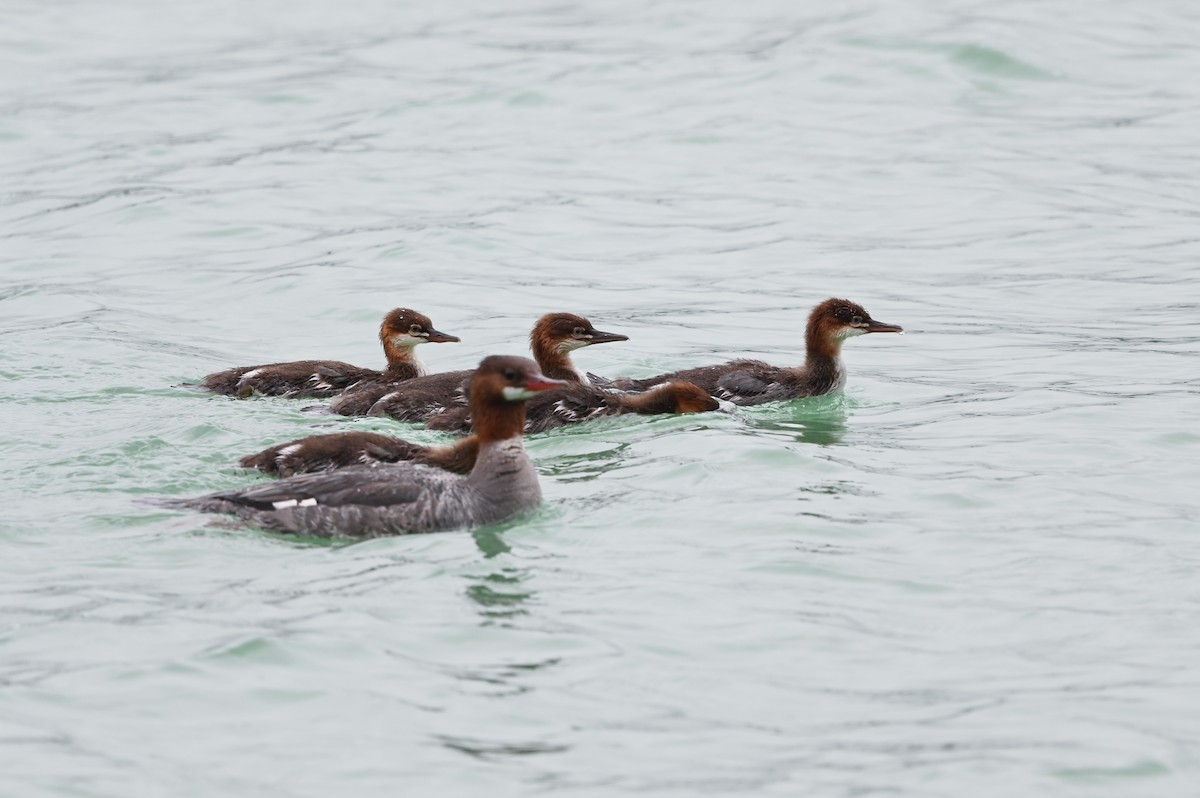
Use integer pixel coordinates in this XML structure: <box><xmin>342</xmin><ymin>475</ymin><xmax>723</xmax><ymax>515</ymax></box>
<box><xmin>714</xmin><ymin>364</ymin><xmax>787</xmax><ymax>403</ymax></box>
<box><xmin>206</xmin><ymin>465</ymin><xmax>440</xmax><ymax>511</ymax></box>
<box><xmin>716</xmin><ymin>370</ymin><xmax>774</xmax><ymax>397</ymax></box>
<box><xmin>362</xmin><ymin>371</ymin><xmax>471</xmax><ymax>422</ymax></box>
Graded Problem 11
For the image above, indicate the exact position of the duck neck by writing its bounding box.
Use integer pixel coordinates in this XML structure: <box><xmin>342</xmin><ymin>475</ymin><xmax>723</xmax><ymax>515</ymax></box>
<box><xmin>796</xmin><ymin>331</ymin><xmax>846</xmax><ymax>393</ymax></box>
<box><xmin>533</xmin><ymin>339</ymin><xmax>587</xmax><ymax>384</ymax></box>
<box><xmin>469</xmin><ymin>395</ymin><xmax>528</xmax><ymax>444</ymax></box>
<box><xmin>465</xmin><ymin>386</ymin><xmax>538</xmax><ymax>493</ymax></box>
<box><xmin>381</xmin><ymin>339</ymin><xmax>426</xmax><ymax>379</ymax></box>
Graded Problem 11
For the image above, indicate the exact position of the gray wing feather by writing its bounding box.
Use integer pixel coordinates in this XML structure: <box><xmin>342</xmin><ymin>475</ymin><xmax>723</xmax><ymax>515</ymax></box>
<box><xmin>717</xmin><ymin>371</ymin><xmax>776</xmax><ymax>398</ymax></box>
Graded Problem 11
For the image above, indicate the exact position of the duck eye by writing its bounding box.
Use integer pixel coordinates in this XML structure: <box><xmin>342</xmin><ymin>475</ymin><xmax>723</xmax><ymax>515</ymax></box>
<box><xmin>851</xmin><ymin>315</ymin><xmax>863</xmax><ymax>326</ymax></box>
<box><xmin>409</xmin><ymin>324</ymin><xmax>422</xmax><ymax>334</ymax></box>
<box><xmin>503</xmin><ymin>369</ymin><xmax>518</xmax><ymax>381</ymax></box>
<box><xmin>573</xmin><ymin>327</ymin><xmax>586</xmax><ymax>337</ymax></box>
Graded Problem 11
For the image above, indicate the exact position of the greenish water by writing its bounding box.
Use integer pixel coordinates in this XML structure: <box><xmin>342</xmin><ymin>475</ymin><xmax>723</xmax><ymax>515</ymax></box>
<box><xmin>3</xmin><ymin>0</ymin><xmax>1200</xmax><ymax>795</ymax></box>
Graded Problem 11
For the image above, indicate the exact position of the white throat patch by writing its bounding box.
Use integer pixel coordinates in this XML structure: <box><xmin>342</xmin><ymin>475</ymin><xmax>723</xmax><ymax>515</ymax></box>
<box><xmin>390</xmin><ymin>333</ymin><xmax>425</xmax><ymax>348</ymax></box>
<box><xmin>389</xmin><ymin>336</ymin><xmax>427</xmax><ymax>375</ymax></box>
<box><xmin>556</xmin><ymin>338</ymin><xmax>589</xmax><ymax>353</ymax></box>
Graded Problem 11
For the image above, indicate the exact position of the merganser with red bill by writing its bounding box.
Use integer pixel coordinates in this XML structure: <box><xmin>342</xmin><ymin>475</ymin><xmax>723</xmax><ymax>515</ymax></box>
<box><xmin>330</xmin><ymin>312</ymin><xmax>629</xmax><ymax>420</ymax></box>
<box><xmin>607</xmin><ymin>298</ymin><xmax>902</xmax><ymax>405</ymax></box>
<box><xmin>200</xmin><ymin>308</ymin><xmax>460</xmax><ymax>398</ymax></box>
<box><xmin>166</xmin><ymin>356</ymin><xmax>563</xmax><ymax>537</ymax></box>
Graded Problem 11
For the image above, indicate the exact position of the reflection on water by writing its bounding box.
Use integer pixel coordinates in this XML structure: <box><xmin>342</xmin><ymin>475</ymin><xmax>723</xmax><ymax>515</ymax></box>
<box><xmin>465</xmin><ymin>568</ymin><xmax>533</xmax><ymax>621</ymax></box>
<box><xmin>536</xmin><ymin>440</ymin><xmax>631</xmax><ymax>481</ymax></box>
<box><xmin>437</xmin><ymin>734</ymin><xmax>569</xmax><ymax>760</ymax></box>
<box><xmin>472</xmin><ymin>527</ymin><xmax>512</xmax><ymax>559</ymax></box>
<box><xmin>746</xmin><ymin>395</ymin><xmax>849</xmax><ymax>446</ymax></box>
<box><xmin>469</xmin><ymin>527</ymin><xmax>534</xmax><ymax>621</ymax></box>
<box><xmin>796</xmin><ymin>479</ymin><xmax>880</xmax><ymax>525</ymax></box>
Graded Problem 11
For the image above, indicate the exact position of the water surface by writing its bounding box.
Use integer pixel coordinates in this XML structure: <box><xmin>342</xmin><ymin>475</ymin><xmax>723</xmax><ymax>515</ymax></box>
<box><xmin>3</xmin><ymin>0</ymin><xmax>1200</xmax><ymax>795</ymax></box>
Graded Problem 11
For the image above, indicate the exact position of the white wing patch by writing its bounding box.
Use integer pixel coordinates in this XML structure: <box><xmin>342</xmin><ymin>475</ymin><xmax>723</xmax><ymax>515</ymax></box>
<box><xmin>549</xmin><ymin>399</ymin><xmax>607</xmax><ymax>424</ymax></box>
<box><xmin>271</xmin><ymin>497</ymin><xmax>318</xmax><ymax>510</ymax></box>
<box><xmin>552</xmin><ymin>400</ymin><xmax>578</xmax><ymax>420</ymax></box>
<box><xmin>717</xmin><ymin>382</ymin><xmax>781</xmax><ymax>401</ymax></box>
<box><xmin>306</xmin><ymin>373</ymin><xmax>334</xmax><ymax>391</ymax></box>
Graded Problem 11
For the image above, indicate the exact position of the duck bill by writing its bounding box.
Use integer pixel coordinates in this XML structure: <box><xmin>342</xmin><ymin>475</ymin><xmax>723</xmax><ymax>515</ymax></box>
<box><xmin>586</xmin><ymin>329</ymin><xmax>630</xmax><ymax>345</ymax></box>
<box><xmin>424</xmin><ymin>328</ymin><xmax>461</xmax><ymax>343</ymax></box>
<box><xmin>865</xmin><ymin>320</ymin><xmax>903</xmax><ymax>334</ymax></box>
<box><xmin>524</xmin><ymin>374</ymin><xmax>569</xmax><ymax>392</ymax></box>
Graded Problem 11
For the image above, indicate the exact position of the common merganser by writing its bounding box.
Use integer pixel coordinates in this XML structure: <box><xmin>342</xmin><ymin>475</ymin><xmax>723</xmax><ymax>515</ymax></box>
<box><xmin>241</xmin><ymin>379</ymin><xmax>719</xmax><ymax>477</ymax></box>
<box><xmin>200</xmin><ymin>308</ymin><xmax>459</xmax><ymax>398</ymax></box>
<box><xmin>168</xmin><ymin>356</ymin><xmax>563</xmax><ymax>537</ymax></box>
<box><xmin>330</xmin><ymin>312</ymin><xmax>628</xmax><ymax>420</ymax></box>
<box><xmin>427</xmin><ymin>380</ymin><xmax>720</xmax><ymax>434</ymax></box>
<box><xmin>607</xmin><ymin>299</ymin><xmax>902</xmax><ymax>405</ymax></box>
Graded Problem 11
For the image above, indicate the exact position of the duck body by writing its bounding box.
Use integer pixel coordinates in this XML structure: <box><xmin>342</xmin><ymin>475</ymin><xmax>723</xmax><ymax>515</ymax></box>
<box><xmin>612</xmin><ymin>359</ymin><xmax>845</xmax><ymax>406</ymax></box>
<box><xmin>524</xmin><ymin>380</ymin><xmax>721</xmax><ymax>433</ymax></box>
<box><xmin>607</xmin><ymin>299</ymin><xmax>902</xmax><ymax>406</ymax></box>
<box><xmin>182</xmin><ymin>440</ymin><xmax>538</xmax><ymax>537</ymax></box>
<box><xmin>330</xmin><ymin>369</ymin><xmax>471</xmax><ymax>419</ymax></box>
<box><xmin>427</xmin><ymin>380</ymin><xmax>719</xmax><ymax>434</ymax></box>
<box><xmin>204</xmin><ymin>359</ymin><xmax>413</xmax><ymax>399</ymax></box>
<box><xmin>610</xmin><ymin>359</ymin><xmax>782</xmax><ymax>395</ymax></box>
<box><xmin>241</xmin><ymin>431</ymin><xmax>479</xmax><ymax>477</ymax></box>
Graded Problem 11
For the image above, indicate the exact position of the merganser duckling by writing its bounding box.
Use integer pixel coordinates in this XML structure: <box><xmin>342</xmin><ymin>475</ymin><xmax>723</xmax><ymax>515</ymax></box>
<box><xmin>609</xmin><ymin>298</ymin><xmax>902</xmax><ymax>405</ymax></box>
<box><xmin>240</xmin><ymin>431</ymin><xmax>480</xmax><ymax>477</ymax></box>
<box><xmin>201</xmin><ymin>308</ymin><xmax>460</xmax><ymax>398</ymax></box>
<box><xmin>168</xmin><ymin>356</ymin><xmax>563</xmax><ymax>537</ymax></box>
<box><xmin>330</xmin><ymin>312</ymin><xmax>629</xmax><ymax>420</ymax></box>
<box><xmin>427</xmin><ymin>380</ymin><xmax>720</xmax><ymax>434</ymax></box>
<box><xmin>242</xmin><ymin>379</ymin><xmax>719</xmax><ymax>477</ymax></box>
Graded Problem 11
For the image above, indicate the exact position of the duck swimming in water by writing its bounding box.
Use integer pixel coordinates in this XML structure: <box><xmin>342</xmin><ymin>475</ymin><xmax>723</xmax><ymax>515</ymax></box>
<box><xmin>201</xmin><ymin>308</ymin><xmax>460</xmax><ymax>398</ymax></box>
<box><xmin>330</xmin><ymin>312</ymin><xmax>629</xmax><ymax>420</ymax></box>
<box><xmin>605</xmin><ymin>298</ymin><xmax>901</xmax><ymax>405</ymax></box>
<box><xmin>170</xmin><ymin>356</ymin><xmax>562</xmax><ymax>537</ymax></box>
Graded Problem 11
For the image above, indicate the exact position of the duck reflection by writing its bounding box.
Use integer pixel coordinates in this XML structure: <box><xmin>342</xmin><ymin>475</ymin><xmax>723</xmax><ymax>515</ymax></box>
<box><xmin>467</xmin><ymin>527</ymin><xmax>533</xmax><ymax>621</ymax></box>
<box><xmin>535</xmin><ymin>441</ymin><xmax>630</xmax><ymax>482</ymax></box>
<box><xmin>464</xmin><ymin>569</ymin><xmax>533</xmax><ymax>620</ymax></box>
<box><xmin>750</xmin><ymin>396</ymin><xmax>848</xmax><ymax>446</ymax></box>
